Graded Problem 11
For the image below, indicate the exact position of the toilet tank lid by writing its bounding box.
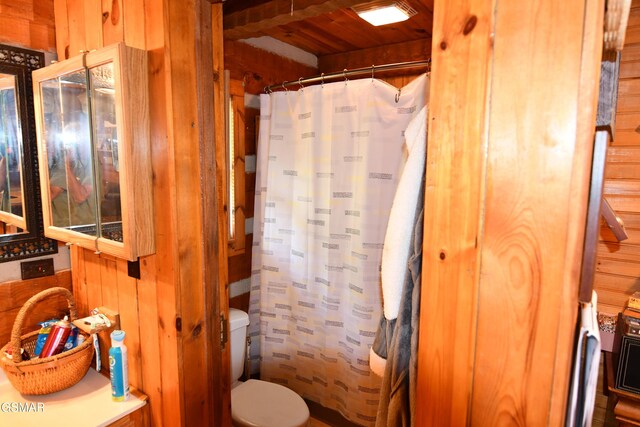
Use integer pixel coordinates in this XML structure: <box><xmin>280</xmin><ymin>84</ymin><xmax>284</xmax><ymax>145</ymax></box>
<box><xmin>229</xmin><ymin>308</ymin><xmax>250</xmax><ymax>330</ymax></box>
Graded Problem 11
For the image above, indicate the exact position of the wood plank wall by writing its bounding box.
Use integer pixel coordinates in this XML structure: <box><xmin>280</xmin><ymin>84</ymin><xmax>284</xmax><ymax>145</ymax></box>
<box><xmin>318</xmin><ymin>38</ymin><xmax>432</xmax><ymax>73</ymax></box>
<box><xmin>0</xmin><ymin>270</ymin><xmax>71</xmax><ymax>347</ymax></box>
<box><xmin>0</xmin><ymin>0</ymin><xmax>62</xmax><ymax>356</ymax></box>
<box><xmin>0</xmin><ymin>0</ymin><xmax>55</xmax><ymax>52</ymax></box>
<box><xmin>416</xmin><ymin>0</ymin><xmax>603</xmax><ymax>424</ymax></box>
<box><xmin>53</xmin><ymin>2</ymin><xmax>165</xmax><ymax>424</ymax></box>
<box><xmin>53</xmin><ymin>1</ymin><xmax>227</xmax><ymax>426</ymax></box>
<box><xmin>595</xmin><ymin>0</ymin><xmax>640</xmax><ymax>314</ymax></box>
<box><xmin>318</xmin><ymin>38</ymin><xmax>431</xmax><ymax>89</ymax></box>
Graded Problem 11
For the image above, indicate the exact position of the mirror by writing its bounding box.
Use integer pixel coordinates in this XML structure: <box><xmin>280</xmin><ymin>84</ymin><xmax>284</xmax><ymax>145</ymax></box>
<box><xmin>39</xmin><ymin>69</ymin><xmax>97</xmax><ymax>237</ymax></box>
<box><xmin>0</xmin><ymin>44</ymin><xmax>57</xmax><ymax>262</ymax></box>
<box><xmin>36</xmin><ymin>61</ymin><xmax>124</xmax><ymax>243</ymax></box>
<box><xmin>0</xmin><ymin>73</ymin><xmax>26</xmax><ymax>231</ymax></box>
<box><xmin>89</xmin><ymin>62</ymin><xmax>123</xmax><ymax>243</ymax></box>
<box><xmin>224</xmin><ymin>72</ymin><xmax>246</xmax><ymax>256</ymax></box>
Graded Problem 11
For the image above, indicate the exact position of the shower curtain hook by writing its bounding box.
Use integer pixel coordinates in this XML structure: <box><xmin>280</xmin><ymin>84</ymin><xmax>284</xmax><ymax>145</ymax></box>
<box><xmin>298</xmin><ymin>77</ymin><xmax>304</xmax><ymax>91</ymax></box>
<box><xmin>321</xmin><ymin>73</ymin><xmax>325</xmax><ymax>88</ymax></box>
<box><xmin>343</xmin><ymin>69</ymin><xmax>348</xmax><ymax>85</ymax></box>
<box><xmin>395</xmin><ymin>87</ymin><xmax>402</xmax><ymax>103</ymax></box>
<box><xmin>371</xmin><ymin>65</ymin><xmax>375</xmax><ymax>81</ymax></box>
<box><xmin>282</xmin><ymin>82</ymin><xmax>289</xmax><ymax>94</ymax></box>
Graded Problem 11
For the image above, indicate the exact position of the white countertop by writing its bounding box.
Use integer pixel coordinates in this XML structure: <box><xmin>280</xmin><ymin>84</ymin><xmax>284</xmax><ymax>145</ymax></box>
<box><xmin>0</xmin><ymin>367</ymin><xmax>145</xmax><ymax>426</ymax></box>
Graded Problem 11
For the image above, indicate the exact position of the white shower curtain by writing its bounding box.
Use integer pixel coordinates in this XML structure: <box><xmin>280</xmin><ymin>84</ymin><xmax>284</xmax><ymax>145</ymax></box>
<box><xmin>249</xmin><ymin>74</ymin><xmax>428</xmax><ymax>425</ymax></box>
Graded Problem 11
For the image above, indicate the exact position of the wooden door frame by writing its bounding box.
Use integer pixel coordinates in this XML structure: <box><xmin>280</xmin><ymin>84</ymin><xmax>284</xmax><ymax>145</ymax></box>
<box><xmin>163</xmin><ymin>1</ymin><xmax>230</xmax><ymax>425</ymax></box>
<box><xmin>415</xmin><ymin>0</ymin><xmax>604</xmax><ymax>425</ymax></box>
<box><xmin>207</xmin><ymin>0</ymin><xmax>606</xmax><ymax>424</ymax></box>
<box><xmin>204</xmin><ymin>2</ymin><xmax>232</xmax><ymax>426</ymax></box>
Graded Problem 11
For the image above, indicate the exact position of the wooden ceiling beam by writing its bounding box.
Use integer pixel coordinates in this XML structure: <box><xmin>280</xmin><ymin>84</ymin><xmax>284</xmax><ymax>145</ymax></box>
<box><xmin>223</xmin><ymin>0</ymin><xmax>367</xmax><ymax>40</ymax></box>
<box><xmin>318</xmin><ymin>37</ymin><xmax>432</xmax><ymax>73</ymax></box>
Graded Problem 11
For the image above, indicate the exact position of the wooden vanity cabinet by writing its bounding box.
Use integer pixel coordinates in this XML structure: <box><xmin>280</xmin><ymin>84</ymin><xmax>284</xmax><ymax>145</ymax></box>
<box><xmin>32</xmin><ymin>43</ymin><xmax>153</xmax><ymax>260</ymax></box>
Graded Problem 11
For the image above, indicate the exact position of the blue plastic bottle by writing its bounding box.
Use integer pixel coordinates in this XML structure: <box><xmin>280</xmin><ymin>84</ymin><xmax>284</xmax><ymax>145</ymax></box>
<box><xmin>109</xmin><ymin>330</ymin><xmax>130</xmax><ymax>402</ymax></box>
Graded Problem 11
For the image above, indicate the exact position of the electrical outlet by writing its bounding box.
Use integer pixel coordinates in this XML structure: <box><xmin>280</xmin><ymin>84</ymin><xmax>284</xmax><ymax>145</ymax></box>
<box><xmin>20</xmin><ymin>258</ymin><xmax>54</xmax><ymax>280</ymax></box>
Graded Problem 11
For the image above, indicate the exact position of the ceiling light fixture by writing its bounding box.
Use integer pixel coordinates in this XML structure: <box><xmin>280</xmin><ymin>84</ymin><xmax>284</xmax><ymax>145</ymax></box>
<box><xmin>352</xmin><ymin>1</ymin><xmax>417</xmax><ymax>27</ymax></box>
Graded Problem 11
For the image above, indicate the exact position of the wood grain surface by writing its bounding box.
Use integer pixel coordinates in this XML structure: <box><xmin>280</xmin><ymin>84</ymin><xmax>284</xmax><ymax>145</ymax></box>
<box><xmin>50</xmin><ymin>0</ymin><xmax>229</xmax><ymax>425</ymax></box>
<box><xmin>416</xmin><ymin>0</ymin><xmax>493</xmax><ymax>424</ymax></box>
<box><xmin>417</xmin><ymin>0</ymin><xmax>603</xmax><ymax>424</ymax></box>
<box><xmin>472</xmin><ymin>0</ymin><xmax>601</xmax><ymax>423</ymax></box>
<box><xmin>0</xmin><ymin>0</ymin><xmax>55</xmax><ymax>53</ymax></box>
<box><xmin>595</xmin><ymin>0</ymin><xmax>640</xmax><ymax>314</ymax></box>
<box><xmin>0</xmin><ymin>270</ymin><xmax>72</xmax><ymax>347</ymax></box>
<box><xmin>212</xmin><ymin>5</ymin><xmax>232</xmax><ymax>424</ymax></box>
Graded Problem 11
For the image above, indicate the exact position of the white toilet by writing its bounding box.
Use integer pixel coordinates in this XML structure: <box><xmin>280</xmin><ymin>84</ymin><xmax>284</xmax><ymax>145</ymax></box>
<box><xmin>229</xmin><ymin>308</ymin><xmax>310</xmax><ymax>427</ymax></box>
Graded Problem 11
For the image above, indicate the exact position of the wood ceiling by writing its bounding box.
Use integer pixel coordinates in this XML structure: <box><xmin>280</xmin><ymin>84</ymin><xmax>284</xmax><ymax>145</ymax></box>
<box><xmin>222</xmin><ymin>0</ymin><xmax>434</xmax><ymax>57</ymax></box>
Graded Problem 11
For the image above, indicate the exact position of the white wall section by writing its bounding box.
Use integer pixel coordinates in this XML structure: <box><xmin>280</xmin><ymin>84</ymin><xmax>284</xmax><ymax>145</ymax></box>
<box><xmin>240</xmin><ymin>36</ymin><xmax>318</xmax><ymax>68</ymax></box>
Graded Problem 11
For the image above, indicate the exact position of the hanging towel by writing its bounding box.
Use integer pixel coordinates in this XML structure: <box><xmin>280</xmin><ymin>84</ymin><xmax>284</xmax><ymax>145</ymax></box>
<box><xmin>370</xmin><ymin>105</ymin><xmax>428</xmax><ymax>377</ymax></box>
<box><xmin>373</xmin><ymin>190</ymin><xmax>424</xmax><ymax>427</ymax></box>
<box><xmin>370</xmin><ymin>106</ymin><xmax>427</xmax><ymax>427</ymax></box>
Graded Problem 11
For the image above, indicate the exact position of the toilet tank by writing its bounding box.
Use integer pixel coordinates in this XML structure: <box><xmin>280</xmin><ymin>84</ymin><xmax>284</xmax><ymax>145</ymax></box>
<box><xmin>229</xmin><ymin>308</ymin><xmax>250</xmax><ymax>383</ymax></box>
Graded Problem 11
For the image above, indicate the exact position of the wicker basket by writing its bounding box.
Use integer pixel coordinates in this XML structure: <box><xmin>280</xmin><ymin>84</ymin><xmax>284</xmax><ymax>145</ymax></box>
<box><xmin>0</xmin><ymin>287</ymin><xmax>94</xmax><ymax>395</ymax></box>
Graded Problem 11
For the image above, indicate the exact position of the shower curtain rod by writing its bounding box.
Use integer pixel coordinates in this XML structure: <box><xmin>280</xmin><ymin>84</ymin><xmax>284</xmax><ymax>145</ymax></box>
<box><xmin>264</xmin><ymin>59</ymin><xmax>431</xmax><ymax>93</ymax></box>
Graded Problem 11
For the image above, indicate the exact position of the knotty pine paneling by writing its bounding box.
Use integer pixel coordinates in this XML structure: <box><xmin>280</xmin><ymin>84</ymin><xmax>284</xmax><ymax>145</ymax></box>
<box><xmin>616</xmin><ymin>79</ymin><xmax>640</xmax><ymax>97</ymax></box>
<box><xmin>607</xmin><ymin>146</ymin><xmax>640</xmax><ymax>162</ymax></box>
<box><xmin>625</xmin><ymin>26</ymin><xmax>640</xmax><ymax>46</ymax></box>
<box><xmin>619</xmin><ymin>62</ymin><xmax>640</xmax><ymax>80</ymax></box>
<box><xmin>598</xmin><ymin>241</ymin><xmax>640</xmax><ymax>262</ymax></box>
<box><xmin>224</xmin><ymin>0</ymin><xmax>433</xmax><ymax>55</ymax></box>
<box><xmin>604</xmin><ymin>179</ymin><xmax>640</xmax><ymax>196</ymax></box>
<box><xmin>318</xmin><ymin>38</ymin><xmax>431</xmax><ymax>74</ymax></box>
<box><xmin>142</xmin><ymin>0</ymin><xmax>171</xmax><ymax>424</ymax></box>
<box><xmin>615</xmin><ymin>112</ymin><xmax>640</xmax><ymax>130</ymax></box>
<box><xmin>53</xmin><ymin>0</ymin><xmax>228</xmax><ymax>425</ymax></box>
<box><xmin>224</xmin><ymin>39</ymin><xmax>317</xmax><ymax>95</ymax></box>
<box><xmin>612</xmin><ymin>129</ymin><xmax>640</xmax><ymax>146</ymax></box>
<box><xmin>594</xmin><ymin>4</ymin><xmax>640</xmax><ymax>314</ymax></box>
<box><xmin>53</xmin><ymin>0</ymin><xmax>146</xmax><ymax>60</ymax></box>
<box><xmin>107</xmin><ymin>403</ymin><xmax>149</xmax><ymax>427</ymax></box>
<box><xmin>606</xmin><ymin>195</ymin><xmax>640</xmax><ymax>212</ymax></box>
<box><xmin>0</xmin><ymin>270</ymin><xmax>71</xmax><ymax>348</ymax></box>
<box><xmin>415</xmin><ymin>0</ymin><xmax>493</xmax><ymax>423</ymax></box>
<box><xmin>213</xmin><ymin>6</ymin><xmax>232</xmax><ymax>425</ymax></box>
<box><xmin>606</xmin><ymin>163</ymin><xmax>640</xmax><ymax>179</ymax></box>
<box><xmin>597</xmin><ymin>257</ymin><xmax>640</xmax><ymax>276</ymax></box>
<box><xmin>0</xmin><ymin>0</ymin><xmax>62</xmax><ymax>351</ymax></box>
<box><xmin>72</xmin><ymin>251</ymin><xmax>144</xmax><ymax>391</ymax></box>
<box><xmin>0</xmin><ymin>0</ymin><xmax>55</xmax><ymax>52</ymax></box>
<box><xmin>417</xmin><ymin>0</ymin><xmax>603</xmax><ymax>424</ymax></box>
<box><xmin>53</xmin><ymin>0</ymin><xmax>128</xmax><ymax>61</ymax></box>
<box><xmin>619</xmin><ymin>43</ymin><xmax>640</xmax><ymax>62</ymax></box>
<box><xmin>601</xmin><ymin>226</ymin><xmax>640</xmax><ymax>245</ymax></box>
<box><xmin>616</xmin><ymin>94</ymin><xmax>640</xmax><ymax>112</ymax></box>
<box><xmin>474</xmin><ymin>0</ymin><xmax>600</xmax><ymax>423</ymax></box>
<box><xmin>595</xmin><ymin>272</ymin><xmax>640</xmax><ymax>308</ymax></box>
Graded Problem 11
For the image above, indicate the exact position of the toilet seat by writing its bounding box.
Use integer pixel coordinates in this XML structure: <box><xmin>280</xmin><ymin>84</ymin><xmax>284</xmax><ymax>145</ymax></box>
<box><xmin>232</xmin><ymin>379</ymin><xmax>310</xmax><ymax>427</ymax></box>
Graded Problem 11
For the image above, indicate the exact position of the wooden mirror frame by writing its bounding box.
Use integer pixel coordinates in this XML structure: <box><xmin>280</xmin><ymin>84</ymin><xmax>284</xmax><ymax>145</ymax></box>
<box><xmin>0</xmin><ymin>44</ymin><xmax>57</xmax><ymax>262</ymax></box>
